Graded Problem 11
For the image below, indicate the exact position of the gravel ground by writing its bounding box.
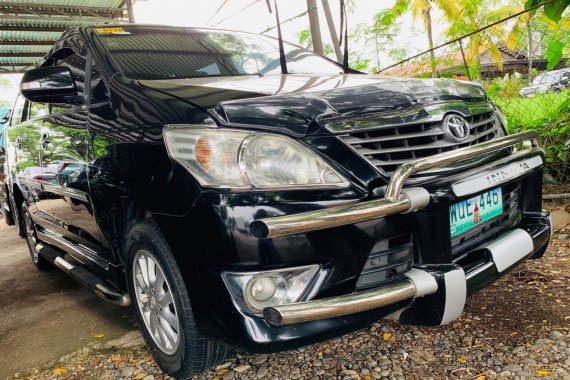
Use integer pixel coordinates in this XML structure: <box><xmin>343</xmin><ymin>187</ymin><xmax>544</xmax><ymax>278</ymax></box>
<box><xmin>9</xmin><ymin>216</ymin><xmax>570</xmax><ymax>380</ymax></box>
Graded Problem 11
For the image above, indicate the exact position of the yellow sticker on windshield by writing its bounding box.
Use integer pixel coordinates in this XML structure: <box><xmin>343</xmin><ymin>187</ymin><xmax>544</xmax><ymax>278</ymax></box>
<box><xmin>95</xmin><ymin>27</ymin><xmax>130</xmax><ymax>35</ymax></box>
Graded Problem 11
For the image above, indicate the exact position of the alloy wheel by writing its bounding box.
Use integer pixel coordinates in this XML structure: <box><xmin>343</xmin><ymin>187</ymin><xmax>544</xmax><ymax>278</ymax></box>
<box><xmin>133</xmin><ymin>250</ymin><xmax>180</xmax><ymax>355</ymax></box>
<box><xmin>23</xmin><ymin>206</ymin><xmax>39</xmax><ymax>263</ymax></box>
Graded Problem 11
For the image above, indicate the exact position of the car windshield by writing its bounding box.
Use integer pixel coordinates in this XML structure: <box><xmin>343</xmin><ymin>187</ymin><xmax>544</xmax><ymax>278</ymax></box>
<box><xmin>94</xmin><ymin>26</ymin><xmax>344</xmax><ymax>80</ymax></box>
<box><xmin>531</xmin><ymin>71</ymin><xmax>562</xmax><ymax>86</ymax></box>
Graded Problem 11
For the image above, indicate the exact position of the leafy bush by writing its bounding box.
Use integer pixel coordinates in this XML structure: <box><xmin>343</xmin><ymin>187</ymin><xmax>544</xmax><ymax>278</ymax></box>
<box><xmin>491</xmin><ymin>90</ymin><xmax>570</xmax><ymax>184</ymax></box>
<box><xmin>492</xmin><ymin>89</ymin><xmax>570</xmax><ymax>129</ymax></box>
<box><xmin>483</xmin><ymin>74</ymin><xmax>527</xmax><ymax>100</ymax></box>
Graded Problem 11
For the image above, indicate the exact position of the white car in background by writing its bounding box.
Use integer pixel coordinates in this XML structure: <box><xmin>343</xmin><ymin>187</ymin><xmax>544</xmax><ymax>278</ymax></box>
<box><xmin>519</xmin><ymin>68</ymin><xmax>570</xmax><ymax>97</ymax></box>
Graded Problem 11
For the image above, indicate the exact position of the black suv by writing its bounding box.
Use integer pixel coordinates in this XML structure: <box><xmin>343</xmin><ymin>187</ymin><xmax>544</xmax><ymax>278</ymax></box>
<box><xmin>3</xmin><ymin>25</ymin><xmax>551</xmax><ymax>378</ymax></box>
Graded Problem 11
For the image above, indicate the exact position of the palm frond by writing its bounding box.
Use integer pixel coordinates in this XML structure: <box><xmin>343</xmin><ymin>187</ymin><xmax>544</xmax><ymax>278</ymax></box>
<box><xmin>411</xmin><ymin>0</ymin><xmax>429</xmax><ymax>24</ymax></box>
<box><xmin>434</xmin><ymin>0</ymin><xmax>462</xmax><ymax>19</ymax></box>
<box><xmin>487</xmin><ymin>42</ymin><xmax>504</xmax><ymax>70</ymax></box>
<box><xmin>505</xmin><ymin>21</ymin><xmax>525</xmax><ymax>51</ymax></box>
<box><xmin>482</xmin><ymin>6</ymin><xmax>523</xmax><ymax>23</ymax></box>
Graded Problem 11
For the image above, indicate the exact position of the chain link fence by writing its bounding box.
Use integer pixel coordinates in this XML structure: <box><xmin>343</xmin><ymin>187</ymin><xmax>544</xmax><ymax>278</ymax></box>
<box><xmin>377</xmin><ymin>5</ymin><xmax>570</xmax><ymax>190</ymax></box>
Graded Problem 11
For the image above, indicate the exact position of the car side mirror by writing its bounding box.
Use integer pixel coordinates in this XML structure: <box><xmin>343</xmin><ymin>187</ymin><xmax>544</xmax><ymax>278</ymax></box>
<box><xmin>20</xmin><ymin>66</ymin><xmax>82</xmax><ymax>104</ymax></box>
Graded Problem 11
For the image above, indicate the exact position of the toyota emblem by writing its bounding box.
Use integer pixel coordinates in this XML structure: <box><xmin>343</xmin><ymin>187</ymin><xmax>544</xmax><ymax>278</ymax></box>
<box><xmin>443</xmin><ymin>114</ymin><xmax>470</xmax><ymax>142</ymax></box>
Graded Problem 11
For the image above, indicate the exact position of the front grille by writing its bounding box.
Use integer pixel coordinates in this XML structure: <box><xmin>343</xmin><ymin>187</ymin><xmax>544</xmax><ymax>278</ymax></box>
<box><xmin>339</xmin><ymin>111</ymin><xmax>499</xmax><ymax>175</ymax></box>
<box><xmin>451</xmin><ymin>184</ymin><xmax>522</xmax><ymax>254</ymax></box>
<box><xmin>356</xmin><ymin>234</ymin><xmax>413</xmax><ymax>290</ymax></box>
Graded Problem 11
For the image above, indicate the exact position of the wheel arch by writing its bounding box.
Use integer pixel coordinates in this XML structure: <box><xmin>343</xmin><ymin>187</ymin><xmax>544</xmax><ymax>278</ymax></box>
<box><xmin>11</xmin><ymin>182</ymin><xmax>24</xmax><ymax>204</ymax></box>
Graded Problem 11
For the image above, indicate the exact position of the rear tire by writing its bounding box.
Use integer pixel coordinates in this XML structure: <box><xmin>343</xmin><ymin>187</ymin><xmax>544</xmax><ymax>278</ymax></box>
<box><xmin>2</xmin><ymin>198</ymin><xmax>14</xmax><ymax>226</ymax></box>
<box><xmin>125</xmin><ymin>219</ymin><xmax>229</xmax><ymax>378</ymax></box>
<box><xmin>9</xmin><ymin>193</ymin><xmax>24</xmax><ymax>237</ymax></box>
<box><xmin>22</xmin><ymin>201</ymin><xmax>50</xmax><ymax>270</ymax></box>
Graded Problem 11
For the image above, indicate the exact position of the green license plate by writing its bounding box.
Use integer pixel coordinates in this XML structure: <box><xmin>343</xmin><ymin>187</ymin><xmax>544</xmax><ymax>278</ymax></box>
<box><xmin>450</xmin><ymin>188</ymin><xmax>503</xmax><ymax>237</ymax></box>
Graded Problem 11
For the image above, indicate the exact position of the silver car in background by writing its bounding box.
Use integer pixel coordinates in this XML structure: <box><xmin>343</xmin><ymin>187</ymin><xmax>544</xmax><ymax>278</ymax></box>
<box><xmin>519</xmin><ymin>68</ymin><xmax>570</xmax><ymax>97</ymax></box>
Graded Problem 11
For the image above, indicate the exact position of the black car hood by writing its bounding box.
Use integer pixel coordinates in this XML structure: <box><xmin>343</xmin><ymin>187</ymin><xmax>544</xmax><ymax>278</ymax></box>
<box><xmin>140</xmin><ymin>74</ymin><xmax>488</xmax><ymax>136</ymax></box>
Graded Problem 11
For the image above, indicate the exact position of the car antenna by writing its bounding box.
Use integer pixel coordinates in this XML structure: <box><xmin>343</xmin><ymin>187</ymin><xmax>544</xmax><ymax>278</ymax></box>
<box><xmin>339</xmin><ymin>0</ymin><xmax>349</xmax><ymax>73</ymax></box>
<box><xmin>266</xmin><ymin>0</ymin><xmax>288</xmax><ymax>74</ymax></box>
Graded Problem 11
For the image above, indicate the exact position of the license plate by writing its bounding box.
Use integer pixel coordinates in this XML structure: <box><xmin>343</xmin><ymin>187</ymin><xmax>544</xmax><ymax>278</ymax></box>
<box><xmin>450</xmin><ymin>188</ymin><xmax>503</xmax><ymax>237</ymax></box>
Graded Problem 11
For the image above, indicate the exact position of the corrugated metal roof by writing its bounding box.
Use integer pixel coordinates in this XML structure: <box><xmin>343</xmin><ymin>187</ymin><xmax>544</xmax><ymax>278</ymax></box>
<box><xmin>0</xmin><ymin>0</ymin><xmax>124</xmax><ymax>6</ymax></box>
<box><xmin>0</xmin><ymin>17</ymin><xmax>99</xmax><ymax>30</ymax></box>
<box><xmin>0</xmin><ymin>30</ymin><xmax>61</xmax><ymax>40</ymax></box>
<box><xmin>0</xmin><ymin>45</ymin><xmax>51</xmax><ymax>53</ymax></box>
<box><xmin>0</xmin><ymin>0</ymin><xmax>134</xmax><ymax>72</ymax></box>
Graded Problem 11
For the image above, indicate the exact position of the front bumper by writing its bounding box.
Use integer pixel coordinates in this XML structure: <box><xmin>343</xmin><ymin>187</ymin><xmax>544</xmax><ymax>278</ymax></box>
<box><xmin>234</xmin><ymin>132</ymin><xmax>549</xmax><ymax>349</ymax></box>
<box><xmin>264</xmin><ymin>216</ymin><xmax>550</xmax><ymax>327</ymax></box>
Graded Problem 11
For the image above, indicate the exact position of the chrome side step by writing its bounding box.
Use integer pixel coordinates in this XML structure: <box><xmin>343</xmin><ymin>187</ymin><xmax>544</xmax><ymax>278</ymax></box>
<box><xmin>37</xmin><ymin>229</ymin><xmax>109</xmax><ymax>269</ymax></box>
<box><xmin>53</xmin><ymin>257</ymin><xmax>131</xmax><ymax>306</ymax></box>
<box><xmin>37</xmin><ymin>244</ymin><xmax>131</xmax><ymax>307</ymax></box>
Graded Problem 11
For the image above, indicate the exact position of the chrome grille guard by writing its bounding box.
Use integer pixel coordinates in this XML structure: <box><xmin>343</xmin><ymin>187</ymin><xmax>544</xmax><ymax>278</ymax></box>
<box><xmin>250</xmin><ymin>131</ymin><xmax>543</xmax><ymax>239</ymax></box>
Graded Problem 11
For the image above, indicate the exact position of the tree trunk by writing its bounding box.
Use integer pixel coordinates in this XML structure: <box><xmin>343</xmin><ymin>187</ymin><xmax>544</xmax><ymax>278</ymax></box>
<box><xmin>527</xmin><ymin>20</ymin><xmax>533</xmax><ymax>83</ymax></box>
<box><xmin>321</xmin><ymin>0</ymin><xmax>343</xmax><ymax>63</ymax></box>
<box><xmin>425</xmin><ymin>8</ymin><xmax>436</xmax><ymax>78</ymax></box>
<box><xmin>306</xmin><ymin>0</ymin><xmax>324</xmax><ymax>55</ymax></box>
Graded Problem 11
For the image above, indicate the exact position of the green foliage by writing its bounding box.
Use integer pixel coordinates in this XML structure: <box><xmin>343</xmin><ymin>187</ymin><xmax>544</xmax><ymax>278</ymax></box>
<box><xmin>388</xmin><ymin>48</ymin><xmax>409</xmax><ymax>63</ymax></box>
<box><xmin>484</xmin><ymin>75</ymin><xmax>527</xmax><ymax>99</ymax></box>
<box><xmin>491</xmin><ymin>89</ymin><xmax>570</xmax><ymax>180</ymax></box>
<box><xmin>296</xmin><ymin>27</ymin><xmax>335</xmax><ymax>60</ymax></box>
<box><xmin>492</xmin><ymin>89</ymin><xmax>570</xmax><ymax>129</ymax></box>
<box><xmin>525</xmin><ymin>0</ymin><xmax>570</xmax><ymax>22</ymax></box>
<box><xmin>351</xmin><ymin>58</ymin><xmax>371</xmax><ymax>72</ymax></box>
<box><xmin>546</xmin><ymin>40</ymin><xmax>564</xmax><ymax>70</ymax></box>
<box><xmin>346</xmin><ymin>9</ymin><xmax>403</xmax><ymax>72</ymax></box>
<box><xmin>297</xmin><ymin>28</ymin><xmax>312</xmax><ymax>49</ymax></box>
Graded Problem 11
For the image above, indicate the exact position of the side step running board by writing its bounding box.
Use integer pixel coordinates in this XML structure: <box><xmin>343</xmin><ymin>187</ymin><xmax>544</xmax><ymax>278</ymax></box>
<box><xmin>37</xmin><ymin>244</ymin><xmax>131</xmax><ymax>307</ymax></box>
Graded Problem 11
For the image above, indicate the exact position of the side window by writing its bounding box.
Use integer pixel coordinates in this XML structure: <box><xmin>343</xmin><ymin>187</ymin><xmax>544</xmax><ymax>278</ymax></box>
<box><xmin>10</xmin><ymin>95</ymin><xmax>26</xmax><ymax>126</ymax></box>
<box><xmin>90</xmin><ymin>57</ymin><xmax>109</xmax><ymax>104</ymax></box>
<box><xmin>28</xmin><ymin>102</ymin><xmax>47</xmax><ymax>120</ymax></box>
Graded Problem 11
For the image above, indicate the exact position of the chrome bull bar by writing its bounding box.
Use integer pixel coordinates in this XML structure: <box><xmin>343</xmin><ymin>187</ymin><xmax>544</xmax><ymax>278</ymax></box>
<box><xmin>250</xmin><ymin>131</ymin><xmax>543</xmax><ymax>239</ymax></box>
<box><xmin>264</xmin><ymin>280</ymin><xmax>417</xmax><ymax>326</ymax></box>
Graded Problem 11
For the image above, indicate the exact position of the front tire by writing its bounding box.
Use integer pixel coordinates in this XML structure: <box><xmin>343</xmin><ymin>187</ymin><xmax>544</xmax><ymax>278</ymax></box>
<box><xmin>125</xmin><ymin>219</ymin><xmax>229</xmax><ymax>378</ymax></box>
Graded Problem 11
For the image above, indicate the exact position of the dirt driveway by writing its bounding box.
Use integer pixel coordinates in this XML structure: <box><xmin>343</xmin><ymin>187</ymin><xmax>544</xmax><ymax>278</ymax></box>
<box><xmin>0</xmin><ymin>217</ymin><xmax>137</xmax><ymax>379</ymax></box>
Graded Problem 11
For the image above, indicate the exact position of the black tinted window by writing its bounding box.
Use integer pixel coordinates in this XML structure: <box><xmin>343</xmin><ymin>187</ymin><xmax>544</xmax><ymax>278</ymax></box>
<box><xmin>95</xmin><ymin>26</ymin><xmax>343</xmax><ymax>80</ymax></box>
<box><xmin>90</xmin><ymin>57</ymin><xmax>108</xmax><ymax>104</ymax></box>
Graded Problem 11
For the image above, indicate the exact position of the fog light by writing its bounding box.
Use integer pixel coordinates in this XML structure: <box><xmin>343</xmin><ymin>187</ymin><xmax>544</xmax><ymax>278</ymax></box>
<box><xmin>250</xmin><ymin>276</ymin><xmax>278</xmax><ymax>302</ymax></box>
<box><xmin>222</xmin><ymin>265</ymin><xmax>322</xmax><ymax>315</ymax></box>
<box><xmin>245</xmin><ymin>275</ymin><xmax>287</xmax><ymax>310</ymax></box>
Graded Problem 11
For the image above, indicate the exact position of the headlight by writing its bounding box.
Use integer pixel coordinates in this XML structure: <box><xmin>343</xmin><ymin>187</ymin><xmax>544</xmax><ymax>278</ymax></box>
<box><xmin>164</xmin><ymin>126</ymin><xmax>349</xmax><ymax>190</ymax></box>
<box><xmin>222</xmin><ymin>265</ymin><xmax>322</xmax><ymax>315</ymax></box>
